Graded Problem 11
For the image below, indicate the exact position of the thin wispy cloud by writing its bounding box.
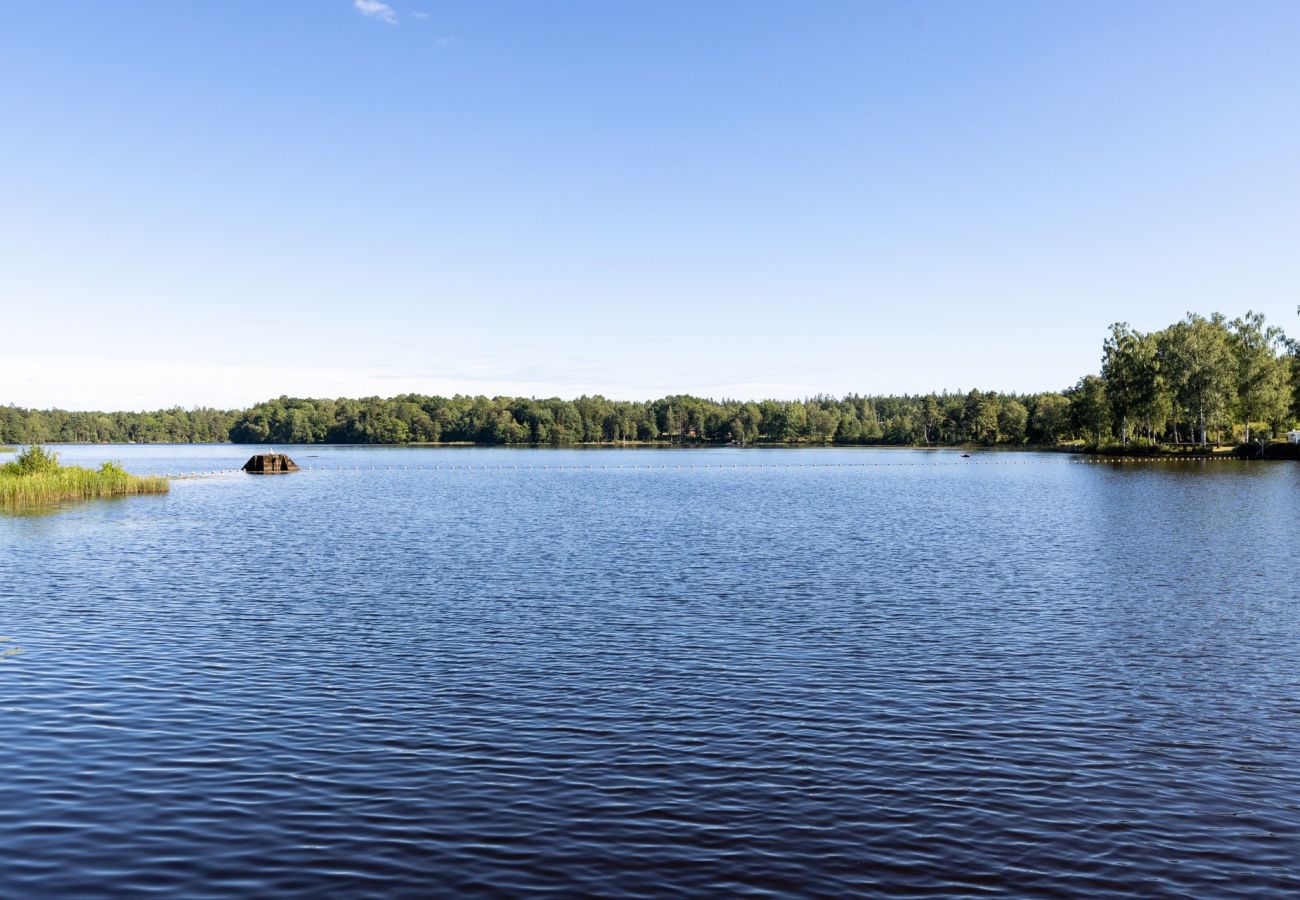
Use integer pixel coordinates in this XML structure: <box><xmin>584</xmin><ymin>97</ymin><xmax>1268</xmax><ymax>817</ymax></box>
<box><xmin>409</xmin><ymin>8</ymin><xmax>454</xmax><ymax>45</ymax></box>
<box><xmin>354</xmin><ymin>0</ymin><xmax>397</xmax><ymax>25</ymax></box>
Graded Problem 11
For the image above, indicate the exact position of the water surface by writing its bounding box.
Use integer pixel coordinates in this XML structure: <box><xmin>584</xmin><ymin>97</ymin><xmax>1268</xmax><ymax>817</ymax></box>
<box><xmin>3</xmin><ymin>445</ymin><xmax>1299</xmax><ymax>896</ymax></box>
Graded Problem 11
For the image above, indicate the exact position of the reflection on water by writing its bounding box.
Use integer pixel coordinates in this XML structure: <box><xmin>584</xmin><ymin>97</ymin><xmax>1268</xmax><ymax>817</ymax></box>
<box><xmin>2</xmin><ymin>445</ymin><xmax>1299</xmax><ymax>897</ymax></box>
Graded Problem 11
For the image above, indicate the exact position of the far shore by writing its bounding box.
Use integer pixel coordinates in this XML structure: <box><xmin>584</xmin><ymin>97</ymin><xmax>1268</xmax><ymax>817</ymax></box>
<box><xmin>9</xmin><ymin>439</ymin><xmax>1296</xmax><ymax>459</ymax></box>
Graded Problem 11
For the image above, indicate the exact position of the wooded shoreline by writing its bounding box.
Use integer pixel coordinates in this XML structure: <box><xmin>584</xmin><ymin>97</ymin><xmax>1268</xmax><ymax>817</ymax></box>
<box><xmin>4</xmin><ymin>310</ymin><xmax>1297</xmax><ymax>450</ymax></box>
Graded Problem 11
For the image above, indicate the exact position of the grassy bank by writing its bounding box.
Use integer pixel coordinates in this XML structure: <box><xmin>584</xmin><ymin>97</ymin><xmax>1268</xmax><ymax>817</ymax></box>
<box><xmin>1</xmin><ymin>446</ymin><xmax>169</xmax><ymax>508</ymax></box>
<box><xmin>1069</xmin><ymin>440</ymin><xmax>1300</xmax><ymax>459</ymax></box>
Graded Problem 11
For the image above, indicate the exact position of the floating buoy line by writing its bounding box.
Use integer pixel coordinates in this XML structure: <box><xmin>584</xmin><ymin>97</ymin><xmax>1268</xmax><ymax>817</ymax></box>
<box><xmin>154</xmin><ymin>456</ymin><xmax>1249</xmax><ymax>480</ymax></box>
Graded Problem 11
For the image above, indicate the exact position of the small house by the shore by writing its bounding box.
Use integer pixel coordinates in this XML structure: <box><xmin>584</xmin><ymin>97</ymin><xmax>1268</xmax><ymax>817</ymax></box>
<box><xmin>1288</xmin><ymin>431</ymin><xmax>1300</xmax><ymax>445</ymax></box>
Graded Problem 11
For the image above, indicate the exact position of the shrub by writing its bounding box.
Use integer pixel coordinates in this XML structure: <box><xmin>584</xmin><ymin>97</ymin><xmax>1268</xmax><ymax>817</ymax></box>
<box><xmin>3</xmin><ymin>445</ymin><xmax>61</xmax><ymax>475</ymax></box>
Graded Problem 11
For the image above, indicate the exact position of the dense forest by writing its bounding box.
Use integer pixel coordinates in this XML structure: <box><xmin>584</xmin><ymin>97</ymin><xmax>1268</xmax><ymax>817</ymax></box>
<box><xmin>3</xmin><ymin>310</ymin><xmax>1297</xmax><ymax>448</ymax></box>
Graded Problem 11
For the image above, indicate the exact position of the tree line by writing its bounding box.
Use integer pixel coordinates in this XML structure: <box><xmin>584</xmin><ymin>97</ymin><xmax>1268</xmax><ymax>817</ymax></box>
<box><xmin>1076</xmin><ymin>311</ymin><xmax>1297</xmax><ymax>446</ymax></box>
<box><xmin>3</xmin><ymin>310</ymin><xmax>1297</xmax><ymax>448</ymax></box>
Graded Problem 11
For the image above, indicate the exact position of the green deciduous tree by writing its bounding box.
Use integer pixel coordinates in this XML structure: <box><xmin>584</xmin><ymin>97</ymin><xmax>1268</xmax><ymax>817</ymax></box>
<box><xmin>1067</xmin><ymin>375</ymin><xmax>1110</xmax><ymax>446</ymax></box>
<box><xmin>963</xmin><ymin>390</ymin><xmax>1000</xmax><ymax>445</ymax></box>
<box><xmin>1230</xmin><ymin>311</ymin><xmax>1290</xmax><ymax>441</ymax></box>
<box><xmin>1102</xmin><ymin>324</ymin><xmax>1169</xmax><ymax>443</ymax></box>
<box><xmin>1030</xmin><ymin>393</ymin><xmax>1071</xmax><ymax>444</ymax></box>
<box><xmin>1158</xmin><ymin>313</ymin><xmax>1234</xmax><ymax>444</ymax></box>
<box><xmin>997</xmin><ymin>399</ymin><xmax>1028</xmax><ymax>445</ymax></box>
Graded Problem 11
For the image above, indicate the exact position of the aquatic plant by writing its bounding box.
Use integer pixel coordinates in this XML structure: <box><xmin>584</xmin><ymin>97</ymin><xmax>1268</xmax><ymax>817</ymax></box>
<box><xmin>0</xmin><ymin>446</ymin><xmax>168</xmax><ymax>508</ymax></box>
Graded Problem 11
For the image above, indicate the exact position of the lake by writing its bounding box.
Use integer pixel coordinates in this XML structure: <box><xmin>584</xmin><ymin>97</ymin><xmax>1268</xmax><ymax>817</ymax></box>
<box><xmin>3</xmin><ymin>444</ymin><xmax>1299</xmax><ymax>897</ymax></box>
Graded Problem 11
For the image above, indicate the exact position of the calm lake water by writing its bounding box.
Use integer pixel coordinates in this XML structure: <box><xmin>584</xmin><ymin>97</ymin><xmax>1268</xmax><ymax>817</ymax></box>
<box><xmin>3</xmin><ymin>444</ymin><xmax>1299</xmax><ymax>897</ymax></box>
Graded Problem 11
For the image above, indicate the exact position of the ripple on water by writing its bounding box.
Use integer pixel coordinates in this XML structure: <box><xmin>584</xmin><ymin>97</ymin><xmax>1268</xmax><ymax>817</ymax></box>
<box><xmin>2</xmin><ymin>447</ymin><xmax>1300</xmax><ymax>896</ymax></box>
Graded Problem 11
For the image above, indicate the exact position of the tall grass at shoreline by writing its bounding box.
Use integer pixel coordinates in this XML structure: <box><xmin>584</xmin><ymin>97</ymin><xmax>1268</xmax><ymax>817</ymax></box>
<box><xmin>1</xmin><ymin>446</ymin><xmax>169</xmax><ymax>508</ymax></box>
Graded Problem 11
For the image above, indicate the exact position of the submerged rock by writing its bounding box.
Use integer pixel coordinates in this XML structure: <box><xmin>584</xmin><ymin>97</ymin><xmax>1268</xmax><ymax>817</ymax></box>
<box><xmin>242</xmin><ymin>453</ymin><xmax>300</xmax><ymax>474</ymax></box>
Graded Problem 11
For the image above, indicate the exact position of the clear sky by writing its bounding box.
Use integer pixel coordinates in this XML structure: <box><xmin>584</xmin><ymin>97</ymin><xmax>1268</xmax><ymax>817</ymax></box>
<box><xmin>3</xmin><ymin>1</ymin><xmax>1298</xmax><ymax>411</ymax></box>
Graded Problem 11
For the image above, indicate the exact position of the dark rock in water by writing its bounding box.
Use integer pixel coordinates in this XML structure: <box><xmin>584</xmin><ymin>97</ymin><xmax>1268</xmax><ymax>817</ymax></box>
<box><xmin>243</xmin><ymin>453</ymin><xmax>300</xmax><ymax>474</ymax></box>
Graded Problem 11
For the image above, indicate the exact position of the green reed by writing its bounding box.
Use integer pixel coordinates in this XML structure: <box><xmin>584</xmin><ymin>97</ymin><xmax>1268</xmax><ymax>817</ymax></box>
<box><xmin>1</xmin><ymin>446</ymin><xmax>169</xmax><ymax>508</ymax></box>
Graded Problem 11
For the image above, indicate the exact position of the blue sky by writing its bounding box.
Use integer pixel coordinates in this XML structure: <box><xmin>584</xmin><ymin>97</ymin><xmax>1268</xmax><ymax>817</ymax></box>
<box><xmin>3</xmin><ymin>1</ymin><xmax>1298</xmax><ymax>410</ymax></box>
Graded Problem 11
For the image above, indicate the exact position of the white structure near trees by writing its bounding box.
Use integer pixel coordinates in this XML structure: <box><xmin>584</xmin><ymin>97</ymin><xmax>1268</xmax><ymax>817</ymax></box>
<box><xmin>1288</xmin><ymin>431</ymin><xmax>1300</xmax><ymax>444</ymax></box>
